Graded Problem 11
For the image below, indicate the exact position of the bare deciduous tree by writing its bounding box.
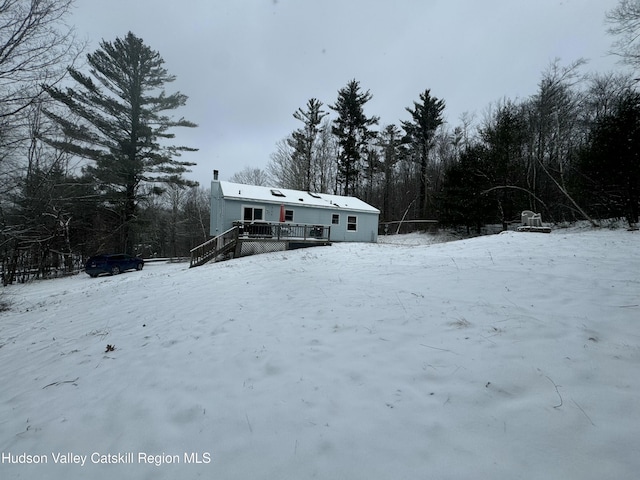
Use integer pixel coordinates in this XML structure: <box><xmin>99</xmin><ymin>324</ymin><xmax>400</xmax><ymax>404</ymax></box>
<box><xmin>1</xmin><ymin>0</ymin><xmax>82</xmax><ymax>284</ymax></box>
<box><xmin>606</xmin><ymin>0</ymin><xmax>640</xmax><ymax>69</ymax></box>
<box><xmin>1</xmin><ymin>0</ymin><xmax>81</xmax><ymax>198</ymax></box>
<box><xmin>312</xmin><ymin>119</ymin><xmax>339</xmax><ymax>193</ymax></box>
<box><xmin>267</xmin><ymin>136</ymin><xmax>305</xmax><ymax>190</ymax></box>
<box><xmin>229</xmin><ymin>166</ymin><xmax>269</xmax><ymax>186</ymax></box>
<box><xmin>267</xmin><ymin>119</ymin><xmax>339</xmax><ymax>193</ymax></box>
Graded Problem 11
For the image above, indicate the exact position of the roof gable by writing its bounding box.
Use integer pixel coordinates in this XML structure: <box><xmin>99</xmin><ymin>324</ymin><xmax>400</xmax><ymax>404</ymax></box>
<box><xmin>219</xmin><ymin>181</ymin><xmax>380</xmax><ymax>214</ymax></box>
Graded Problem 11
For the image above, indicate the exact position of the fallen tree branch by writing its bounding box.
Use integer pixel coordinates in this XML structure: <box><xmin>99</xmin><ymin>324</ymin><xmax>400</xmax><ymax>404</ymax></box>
<box><xmin>545</xmin><ymin>375</ymin><xmax>563</xmax><ymax>408</ymax></box>
<box><xmin>42</xmin><ymin>377</ymin><xmax>79</xmax><ymax>389</ymax></box>
<box><xmin>480</xmin><ymin>185</ymin><xmax>548</xmax><ymax>209</ymax></box>
<box><xmin>572</xmin><ymin>398</ymin><xmax>595</xmax><ymax>426</ymax></box>
<box><xmin>536</xmin><ymin>159</ymin><xmax>598</xmax><ymax>227</ymax></box>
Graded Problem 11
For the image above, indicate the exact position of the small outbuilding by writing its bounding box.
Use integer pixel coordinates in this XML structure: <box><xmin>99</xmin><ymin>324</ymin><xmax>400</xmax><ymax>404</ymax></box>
<box><xmin>210</xmin><ymin>172</ymin><xmax>380</xmax><ymax>243</ymax></box>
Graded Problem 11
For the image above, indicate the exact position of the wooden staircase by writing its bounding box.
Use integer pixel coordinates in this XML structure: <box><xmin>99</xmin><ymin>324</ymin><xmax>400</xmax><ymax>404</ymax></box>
<box><xmin>189</xmin><ymin>226</ymin><xmax>239</xmax><ymax>268</ymax></box>
<box><xmin>190</xmin><ymin>222</ymin><xmax>332</xmax><ymax>268</ymax></box>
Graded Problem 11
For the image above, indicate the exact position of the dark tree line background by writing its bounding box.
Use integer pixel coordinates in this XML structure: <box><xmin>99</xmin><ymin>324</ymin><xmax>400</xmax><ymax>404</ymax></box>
<box><xmin>248</xmin><ymin>61</ymin><xmax>640</xmax><ymax>235</ymax></box>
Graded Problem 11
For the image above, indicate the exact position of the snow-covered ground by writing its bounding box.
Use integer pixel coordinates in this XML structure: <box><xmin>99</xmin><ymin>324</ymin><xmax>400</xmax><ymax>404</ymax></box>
<box><xmin>1</xmin><ymin>228</ymin><xmax>638</xmax><ymax>479</ymax></box>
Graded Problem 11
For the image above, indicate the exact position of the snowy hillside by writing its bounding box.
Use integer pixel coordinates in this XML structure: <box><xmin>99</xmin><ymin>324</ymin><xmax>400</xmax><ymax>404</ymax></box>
<box><xmin>1</xmin><ymin>228</ymin><xmax>639</xmax><ymax>479</ymax></box>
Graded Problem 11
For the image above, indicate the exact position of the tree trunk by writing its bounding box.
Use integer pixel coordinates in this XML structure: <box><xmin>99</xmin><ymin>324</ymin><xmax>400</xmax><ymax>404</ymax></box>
<box><xmin>420</xmin><ymin>142</ymin><xmax>427</xmax><ymax>218</ymax></box>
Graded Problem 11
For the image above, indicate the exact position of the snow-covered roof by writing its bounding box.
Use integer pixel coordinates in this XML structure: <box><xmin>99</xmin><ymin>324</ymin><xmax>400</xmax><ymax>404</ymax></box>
<box><xmin>219</xmin><ymin>181</ymin><xmax>380</xmax><ymax>214</ymax></box>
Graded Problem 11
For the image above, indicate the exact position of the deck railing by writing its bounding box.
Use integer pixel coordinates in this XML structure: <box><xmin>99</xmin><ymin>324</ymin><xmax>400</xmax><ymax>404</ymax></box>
<box><xmin>189</xmin><ymin>222</ymin><xmax>331</xmax><ymax>268</ymax></box>
<box><xmin>233</xmin><ymin>222</ymin><xmax>331</xmax><ymax>241</ymax></box>
<box><xmin>189</xmin><ymin>226</ymin><xmax>239</xmax><ymax>268</ymax></box>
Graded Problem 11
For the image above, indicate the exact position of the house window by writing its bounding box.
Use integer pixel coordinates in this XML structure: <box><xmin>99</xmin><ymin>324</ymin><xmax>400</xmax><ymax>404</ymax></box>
<box><xmin>243</xmin><ymin>206</ymin><xmax>264</xmax><ymax>222</ymax></box>
<box><xmin>270</xmin><ymin>189</ymin><xmax>285</xmax><ymax>197</ymax></box>
<box><xmin>332</xmin><ymin>214</ymin><xmax>340</xmax><ymax>225</ymax></box>
<box><xmin>285</xmin><ymin>209</ymin><xmax>294</xmax><ymax>222</ymax></box>
<box><xmin>347</xmin><ymin>215</ymin><xmax>357</xmax><ymax>231</ymax></box>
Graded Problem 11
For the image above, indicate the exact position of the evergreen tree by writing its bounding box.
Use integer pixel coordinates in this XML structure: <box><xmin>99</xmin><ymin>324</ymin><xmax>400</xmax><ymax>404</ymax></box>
<box><xmin>289</xmin><ymin>98</ymin><xmax>328</xmax><ymax>191</ymax></box>
<box><xmin>402</xmin><ymin>89</ymin><xmax>445</xmax><ymax>217</ymax></box>
<box><xmin>440</xmin><ymin>144</ymin><xmax>496</xmax><ymax>232</ymax></box>
<box><xmin>479</xmin><ymin>101</ymin><xmax>529</xmax><ymax>229</ymax></box>
<box><xmin>578</xmin><ymin>90</ymin><xmax>640</xmax><ymax>225</ymax></box>
<box><xmin>43</xmin><ymin>32</ymin><xmax>197</xmax><ymax>252</ymax></box>
<box><xmin>330</xmin><ymin>79</ymin><xmax>378</xmax><ymax>196</ymax></box>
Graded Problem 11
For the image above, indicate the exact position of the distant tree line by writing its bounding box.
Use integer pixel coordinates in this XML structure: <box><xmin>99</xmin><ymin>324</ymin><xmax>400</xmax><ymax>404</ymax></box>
<box><xmin>1</xmin><ymin>1</ymin><xmax>204</xmax><ymax>285</ymax></box>
<box><xmin>234</xmin><ymin>3</ymin><xmax>640</xmax><ymax>233</ymax></box>
<box><xmin>239</xmin><ymin>63</ymin><xmax>639</xmax><ymax>232</ymax></box>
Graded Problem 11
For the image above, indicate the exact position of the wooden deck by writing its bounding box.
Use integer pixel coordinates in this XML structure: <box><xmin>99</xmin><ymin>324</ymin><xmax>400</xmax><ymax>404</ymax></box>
<box><xmin>516</xmin><ymin>225</ymin><xmax>552</xmax><ymax>233</ymax></box>
<box><xmin>190</xmin><ymin>222</ymin><xmax>331</xmax><ymax>267</ymax></box>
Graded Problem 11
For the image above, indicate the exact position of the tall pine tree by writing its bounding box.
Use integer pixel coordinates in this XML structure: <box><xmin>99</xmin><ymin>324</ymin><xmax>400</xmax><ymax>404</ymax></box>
<box><xmin>289</xmin><ymin>98</ymin><xmax>328</xmax><ymax>191</ymax></box>
<box><xmin>43</xmin><ymin>32</ymin><xmax>197</xmax><ymax>253</ymax></box>
<box><xmin>402</xmin><ymin>89</ymin><xmax>445</xmax><ymax>218</ymax></box>
<box><xmin>330</xmin><ymin>79</ymin><xmax>378</xmax><ymax>196</ymax></box>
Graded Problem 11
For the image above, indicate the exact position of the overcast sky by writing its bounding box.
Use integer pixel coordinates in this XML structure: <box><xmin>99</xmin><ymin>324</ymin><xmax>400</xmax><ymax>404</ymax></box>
<box><xmin>71</xmin><ymin>0</ymin><xmax>625</xmax><ymax>187</ymax></box>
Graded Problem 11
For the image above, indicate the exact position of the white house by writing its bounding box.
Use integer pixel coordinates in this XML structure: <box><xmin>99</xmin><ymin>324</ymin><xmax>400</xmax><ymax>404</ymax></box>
<box><xmin>210</xmin><ymin>172</ymin><xmax>380</xmax><ymax>243</ymax></box>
